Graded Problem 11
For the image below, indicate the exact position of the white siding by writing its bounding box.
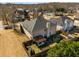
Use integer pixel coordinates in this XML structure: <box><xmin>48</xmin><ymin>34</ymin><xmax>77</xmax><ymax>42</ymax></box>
<box><xmin>74</xmin><ymin>20</ymin><xmax>79</xmax><ymax>27</ymax></box>
<box><xmin>56</xmin><ymin>25</ymin><xmax>63</xmax><ymax>31</ymax></box>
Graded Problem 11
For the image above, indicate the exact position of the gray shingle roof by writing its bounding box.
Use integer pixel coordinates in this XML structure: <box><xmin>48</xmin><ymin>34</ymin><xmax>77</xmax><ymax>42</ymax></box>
<box><xmin>22</xmin><ymin>16</ymin><xmax>48</xmax><ymax>33</ymax></box>
<box><xmin>33</xmin><ymin>16</ymin><xmax>48</xmax><ymax>32</ymax></box>
<box><xmin>22</xmin><ymin>18</ymin><xmax>37</xmax><ymax>33</ymax></box>
<box><xmin>22</xmin><ymin>16</ymin><xmax>47</xmax><ymax>33</ymax></box>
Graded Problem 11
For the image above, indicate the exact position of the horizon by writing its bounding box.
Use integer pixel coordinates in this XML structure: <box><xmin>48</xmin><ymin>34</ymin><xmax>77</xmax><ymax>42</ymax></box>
<box><xmin>0</xmin><ymin>2</ymin><xmax>50</xmax><ymax>4</ymax></box>
<box><xmin>0</xmin><ymin>2</ymin><xmax>79</xmax><ymax>4</ymax></box>
<box><xmin>0</xmin><ymin>0</ymin><xmax>79</xmax><ymax>4</ymax></box>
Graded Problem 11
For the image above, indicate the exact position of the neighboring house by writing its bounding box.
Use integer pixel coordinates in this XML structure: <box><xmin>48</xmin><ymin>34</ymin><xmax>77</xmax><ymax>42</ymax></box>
<box><xmin>20</xmin><ymin>15</ymin><xmax>56</xmax><ymax>39</ymax></box>
<box><xmin>74</xmin><ymin>15</ymin><xmax>79</xmax><ymax>27</ymax></box>
<box><xmin>75</xmin><ymin>6</ymin><xmax>79</xmax><ymax>13</ymax></box>
<box><xmin>74</xmin><ymin>19</ymin><xmax>79</xmax><ymax>27</ymax></box>
<box><xmin>49</xmin><ymin>16</ymin><xmax>74</xmax><ymax>32</ymax></box>
<box><xmin>13</xmin><ymin>8</ymin><xmax>29</xmax><ymax>22</ymax></box>
<box><xmin>61</xmin><ymin>16</ymin><xmax>74</xmax><ymax>32</ymax></box>
<box><xmin>43</xmin><ymin>12</ymin><xmax>55</xmax><ymax>20</ymax></box>
<box><xmin>49</xmin><ymin>16</ymin><xmax>63</xmax><ymax>31</ymax></box>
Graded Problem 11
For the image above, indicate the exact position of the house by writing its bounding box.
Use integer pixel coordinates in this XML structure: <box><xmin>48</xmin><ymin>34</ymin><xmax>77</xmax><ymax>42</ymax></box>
<box><xmin>49</xmin><ymin>16</ymin><xmax>63</xmax><ymax>31</ymax></box>
<box><xmin>75</xmin><ymin>6</ymin><xmax>79</xmax><ymax>13</ymax></box>
<box><xmin>13</xmin><ymin>8</ymin><xmax>30</xmax><ymax>22</ymax></box>
<box><xmin>61</xmin><ymin>16</ymin><xmax>74</xmax><ymax>32</ymax></box>
<box><xmin>49</xmin><ymin>16</ymin><xmax>74</xmax><ymax>32</ymax></box>
<box><xmin>74</xmin><ymin>19</ymin><xmax>79</xmax><ymax>27</ymax></box>
<box><xmin>20</xmin><ymin>15</ymin><xmax>56</xmax><ymax>39</ymax></box>
<box><xmin>43</xmin><ymin>12</ymin><xmax>55</xmax><ymax>20</ymax></box>
<box><xmin>74</xmin><ymin>14</ymin><xmax>79</xmax><ymax>27</ymax></box>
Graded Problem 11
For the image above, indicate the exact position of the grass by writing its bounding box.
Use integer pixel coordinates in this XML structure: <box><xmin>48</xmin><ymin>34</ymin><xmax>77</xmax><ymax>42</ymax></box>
<box><xmin>31</xmin><ymin>44</ymin><xmax>41</xmax><ymax>54</ymax></box>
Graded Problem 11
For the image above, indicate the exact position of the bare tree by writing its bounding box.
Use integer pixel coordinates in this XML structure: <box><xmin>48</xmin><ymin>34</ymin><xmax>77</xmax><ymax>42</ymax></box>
<box><xmin>1</xmin><ymin>4</ymin><xmax>15</xmax><ymax>25</ymax></box>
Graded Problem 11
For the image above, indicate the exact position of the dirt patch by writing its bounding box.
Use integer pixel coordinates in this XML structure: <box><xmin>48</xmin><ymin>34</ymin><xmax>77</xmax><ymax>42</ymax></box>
<box><xmin>0</xmin><ymin>29</ymin><xmax>29</xmax><ymax>56</ymax></box>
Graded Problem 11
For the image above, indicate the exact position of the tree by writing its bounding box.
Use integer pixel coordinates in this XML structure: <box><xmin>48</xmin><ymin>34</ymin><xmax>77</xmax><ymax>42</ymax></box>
<box><xmin>1</xmin><ymin>4</ymin><xmax>15</xmax><ymax>25</ymax></box>
<box><xmin>1</xmin><ymin>7</ymin><xmax>9</xmax><ymax>25</ymax></box>
<box><xmin>47</xmin><ymin>40</ymin><xmax>79</xmax><ymax>57</ymax></box>
<box><xmin>55</xmin><ymin>8</ymin><xmax>66</xmax><ymax>13</ymax></box>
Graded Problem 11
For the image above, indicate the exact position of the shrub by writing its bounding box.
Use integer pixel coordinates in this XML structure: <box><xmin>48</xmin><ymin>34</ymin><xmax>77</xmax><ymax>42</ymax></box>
<box><xmin>47</xmin><ymin>40</ymin><xmax>79</xmax><ymax>57</ymax></box>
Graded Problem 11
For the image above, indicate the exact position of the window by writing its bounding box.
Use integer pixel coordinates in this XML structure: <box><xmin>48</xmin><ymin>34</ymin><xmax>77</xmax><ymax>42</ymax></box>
<box><xmin>46</xmin><ymin>22</ymin><xmax>51</xmax><ymax>28</ymax></box>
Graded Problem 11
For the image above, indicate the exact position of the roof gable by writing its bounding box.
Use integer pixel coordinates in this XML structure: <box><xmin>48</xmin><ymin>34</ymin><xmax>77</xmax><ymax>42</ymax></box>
<box><xmin>22</xmin><ymin>18</ymin><xmax>37</xmax><ymax>33</ymax></box>
<box><xmin>22</xmin><ymin>16</ymin><xmax>48</xmax><ymax>33</ymax></box>
<box><xmin>33</xmin><ymin>16</ymin><xmax>48</xmax><ymax>32</ymax></box>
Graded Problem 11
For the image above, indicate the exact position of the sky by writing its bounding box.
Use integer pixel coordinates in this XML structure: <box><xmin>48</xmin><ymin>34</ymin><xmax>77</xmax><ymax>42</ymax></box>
<box><xmin>0</xmin><ymin>0</ymin><xmax>79</xmax><ymax>4</ymax></box>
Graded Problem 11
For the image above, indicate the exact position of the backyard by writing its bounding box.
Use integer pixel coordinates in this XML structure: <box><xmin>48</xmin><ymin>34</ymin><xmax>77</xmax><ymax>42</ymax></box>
<box><xmin>23</xmin><ymin>32</ymin><xmax>63</xmax><ymax>56</ymax></box>
<box><xmin>0</xmin><ymin>29</ymin><xmax>29</xmax><ymax>56</ymax></box>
